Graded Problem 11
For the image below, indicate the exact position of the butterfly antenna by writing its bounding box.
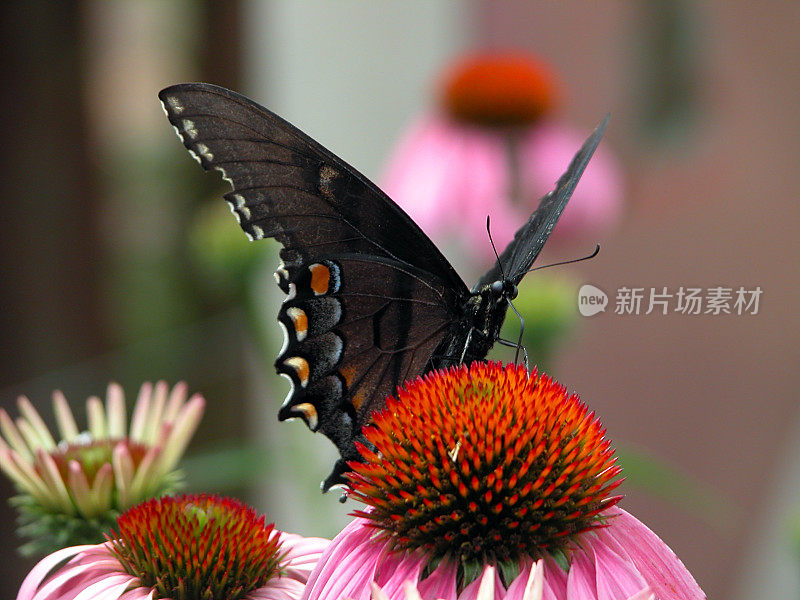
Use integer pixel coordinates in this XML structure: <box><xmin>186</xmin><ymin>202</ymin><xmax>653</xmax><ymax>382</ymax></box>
<box><xmin>526</xmin><ymin>244</ymin><xmax>600</xmax><ymax>275</ymax></box>
<box><xmin>486</xmin><ymin>216</ymin><xmax>508</xmax><ymax>281</ymax></box>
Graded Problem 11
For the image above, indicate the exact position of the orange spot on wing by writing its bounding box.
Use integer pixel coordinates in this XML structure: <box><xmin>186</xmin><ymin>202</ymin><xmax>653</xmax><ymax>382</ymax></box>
<box><xmin>284</xmin><ymin>357</ymin><xmax>310</xmax><ymax>387</ymax></box>
<box><xmin>339</xmin><ymin>365</ymin><xmax>356</xmax><ymax>387</ymax></box>
<box><xmin>309</xmin><ymin>263</ymin><xmax>330</xmax><ymax>295</ymax></box>
<box><xmin>351</xmin><ymin>391</ymin><xmax>365</xmax><ymax>411</ymax></box>
<box><xmin>295</xmin><ymin>402</ymin><xmax>319</xmax><ymax>429</ymax></box>
<box><xmin>286</xmin><ymin>307</ymin><xmax>308</xmax><ymax>340</ymax></box>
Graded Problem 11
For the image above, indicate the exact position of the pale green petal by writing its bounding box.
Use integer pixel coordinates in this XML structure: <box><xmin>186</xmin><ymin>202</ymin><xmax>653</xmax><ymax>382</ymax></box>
<box><xmin>86</xmin><ymin>396</ymin><xmax>107</xmax><ymax>438</ymax></box>
<box><xmin>0</xmin><ymin>408</ymin><xmax>32</xmax><ymax>460</ymax></box>
<box><xmin>37</xmin><ymin>451</ymin><xmax>75</xmax><ymax>514</ymax></box>
<box><xmin>67</xmin><ymin>460</ymin><xmax>95</xmax><ymax>516</ymax></box>
<box><xmin>52</xmin><ymin>390</ymin><xmax>80</xmax><ymax>442</ymax></box>
<box><xmin>156</xmin><ymin>394</ymin><xmax>205</xmax><ymax>475</ymax></box>
<box><xmin>90</xmin><ymin>463</ymin><xmax>114</xmax><ymax>513</ymax></box>
<box><xmin>106</xmin><ymin>383</ymin><xmax>126</xmax><ymax>439</ymax></box>
<box><xmin>16</xmin><ymin>396</ymin><xmax>56</xmax><ymax>450</ymax></box>
<box><xmin>163</xmin><ymin>381</ymin><xmax>189</xmax><ymax>423</ymax></box>
<box><xmin>142</xmin><ymin>381</ymin><xmax>169</xmax><ymax>445</ymax></box>
<box><xmin>129</xmin><ymin>445</ymin><xmax>160</xmax><ymax>501</ymax></box>
<box><xmin>129</xmin><ymin>382</ymin><xmax>152</xmax><ymax>442</ymax></box>
<box><xmin>112</xmin><ymin>443</ymin><xmax>136</xmax><ymax>508</ymax></box>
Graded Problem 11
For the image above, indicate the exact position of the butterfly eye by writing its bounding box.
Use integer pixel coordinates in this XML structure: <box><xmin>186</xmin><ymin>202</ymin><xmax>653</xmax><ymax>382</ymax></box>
<box><xmin>490</xmin><ymin>281</ymin><xmax>505</xmax><ymax>297</ymax></box>
<box><xmin>505</xmin><ymin>282</ymin><xmax>518</xmax><ymax>301</ymax></box>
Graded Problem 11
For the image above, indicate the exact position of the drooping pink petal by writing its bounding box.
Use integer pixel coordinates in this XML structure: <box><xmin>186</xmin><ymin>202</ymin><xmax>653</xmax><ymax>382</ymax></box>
<box><xmin>302</xmin><ymin>517</ymin><xmax>385</xmax><ymax>600</ymax></box>
<box><xmin>594</xmin><ymin>509</ymin><xmax>705</xmax><ymax>600</ymax></box>
<box><xmin>457</xmin><ymin>565</ymin><xmax>503</xmax><ymax>600</ymax></box>
<box><xmin>504</xmin><ymin>560</ymin><xmax>543</xmax><ymax>600</ymax></box>
<box><xmin>279</xmin><ymin>533</ymin><xmax>331</xmax><ymax>582</ymax></box>
<box><xmin>416</xmin><ymin>558</ymin><xmax>458</xmax><ymax>600</ymax></box>
<box><xmin>66</xmin><ymin>573</ymin><xmax>135</xmax><ymax>600</ymax></box>
<box><xmin>254</xmin><ymin>577</ymin><xmax>306</xmax><ymax>600</ymax></box>
<box><xmin>118</xmin><ymin>588</ymin><xmax>155</xmax><ymax>600</ymax></box>
<box><xmin>539</xmin><ymin>556</ymin><xmax>568</xmax><ymax>600</ymax></box>
<box><xmin>17</xmin><ymin>545</ymin><xmax>94</xmax><ymax>600</ymax></box>
<box><xmin>588</xmin><ymin>540</ymin><xmax>649</xmax><ymax>600</ymax></box>
<box><xmin>380</xmin><ymin>115</ymin><xmax>466</xmax><ymax>238</ymax></box>
<box><xmin>372</xmin><ymin>550</ymin><xmax>426</xmax><ymax>600</ymax></box>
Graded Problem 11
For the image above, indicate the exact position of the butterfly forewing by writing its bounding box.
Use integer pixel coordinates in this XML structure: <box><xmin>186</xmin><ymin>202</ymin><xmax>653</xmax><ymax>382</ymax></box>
<box><xmin>475</xmin><ymin>114</ymin><xmax>609</xmax><ymax>290</ymax></box>
<box><xmin>159</xmin><ymin>83</ymin><xmax>467</xmax><ymax>292</ymax></box>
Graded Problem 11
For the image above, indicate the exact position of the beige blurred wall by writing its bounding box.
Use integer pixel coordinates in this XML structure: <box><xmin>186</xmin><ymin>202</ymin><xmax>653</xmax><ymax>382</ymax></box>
<box><xmin>474</xmin><ymin>2</ymin><xmax>800</xmax><ymax>598</ymax></box>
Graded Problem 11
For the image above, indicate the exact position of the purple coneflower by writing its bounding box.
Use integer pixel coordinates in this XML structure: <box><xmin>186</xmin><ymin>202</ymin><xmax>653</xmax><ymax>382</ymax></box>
<box><xmin>17</xmin><ymin>493</ymin><xmax>330</xmax><ymax>600</ymax></box>
<box><xmin>302</xmin><ymin>362</ymin><xmax>705</xmax><ymax>600</ymax></box>
<box><xmin>0</xmin><ymin>381</ymin><xmax>204</xmax><ymax>554</ymax></box>
<box><xmin>381</xmin><ymin>52</ymin><xmax>624</xmax><ymax>264</ymax></box>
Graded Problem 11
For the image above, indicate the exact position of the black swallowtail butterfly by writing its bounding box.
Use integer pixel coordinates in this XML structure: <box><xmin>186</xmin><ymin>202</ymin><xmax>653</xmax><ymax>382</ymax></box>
<box><xmin>160</xmin><ymin>83</ymin><xmax>608</xmax><ymax>490</ymax></box>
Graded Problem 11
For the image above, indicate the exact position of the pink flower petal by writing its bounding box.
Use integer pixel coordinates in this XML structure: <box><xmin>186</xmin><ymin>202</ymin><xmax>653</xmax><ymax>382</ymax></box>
<box><xmin>372</xmin><ymin>550</ymin><xmax>425</xmax><ymax>597</ymax></box>
<box><xmin>566</xmin><ymin>546</ymin><xmax>600</xmax><ymax>599</ymax></box>
<box><xmin>595</xmin><ymin>509</ymin><xmax>705</xmax><ymax>600</ymax></box>
<box><xmin>255</xmin><ymin>577</ymin><xmax>306</xmax><ymax>600</ymax></box>
<box><xmin>504</xmin><ymin>560</ymin><xmax>543</xmax><ymax>600</ymax></box>
<box><xmin>17</xmin><ymin>545</ymin><xmax>94</xmax><ymax>600</ymax></box>
<box><xmin>71</xmin><ymin>574</ymin><xmax>137</xmax><ymax>600</ymax></box>
<box><xmin>381</xmin><ymin>116</ymin><xmax>470</xmax><ymax>239</ymax></box>
<box><xmin>588</xmin><ymin>539</ymin><xmax>648</xmax><ymax>599</ymax></box>
<box><xmin>539</xmin><ymin>556</ymin><xmax>567</xmax><ymax>600</ymax></box>
<box><xmin>118</xmin><ymin>588</ymin><xmax>155</xmax><ymax>600</ymax></box>
<box><xmin>416</xmin><ymin>558</ymin><xmax>458</xmax><ymax>600</ymax></box>
<box><xmin>457</xmin><ymin>565</ymin><xmax>503</xmax><ymax>600</ymax></box>
<box><xmin>279</xmin><ymin>533</ymin><xmax>331</xmax><ymax>582</ymax></box>
<box><xmin>302</xmin><ymin>517</ymin><xmax>385</xmax><ymax>600</ymax></box>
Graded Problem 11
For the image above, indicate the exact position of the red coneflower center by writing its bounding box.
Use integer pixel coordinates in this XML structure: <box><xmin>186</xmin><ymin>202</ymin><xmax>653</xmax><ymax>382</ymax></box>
<box><xmin>108</xmin><ymin>494</ymin><xmax>284</xmax><ymax>600</ymax></box>
<box><xmin>441</xmin><ymin>52</ymin><xmax>558</xmax><ymax>127</ymax></box>
<box><xmin>347</xmin><ymin>362</ymin><xmax>622</xmax><ymax>565</ymax></box>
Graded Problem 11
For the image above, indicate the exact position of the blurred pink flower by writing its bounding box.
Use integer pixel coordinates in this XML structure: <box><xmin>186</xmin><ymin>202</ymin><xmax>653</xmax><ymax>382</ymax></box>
<box><xmin>382</xmin><ymin>115</ymin><xmax>624</xmax><ymax>263</ymax></box>
<box><xmin>381</xmin><ymin>52</ymin><xmax>624</xmax><ymax>264</ymax></box>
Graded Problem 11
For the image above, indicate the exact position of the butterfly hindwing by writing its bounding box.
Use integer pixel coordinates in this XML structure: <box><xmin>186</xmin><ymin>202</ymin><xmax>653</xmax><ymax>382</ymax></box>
<box><xmin>275</xmin><ymin>254</ymin><xmax>457</xmax><ymax>487</ymax></box>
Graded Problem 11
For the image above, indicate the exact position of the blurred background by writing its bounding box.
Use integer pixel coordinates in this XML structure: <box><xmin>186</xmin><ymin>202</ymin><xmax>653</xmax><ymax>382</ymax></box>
<box><xmin>1</xmin><ymin>1</ymin><xmax>798</xmax><ymax>598</ymax></box>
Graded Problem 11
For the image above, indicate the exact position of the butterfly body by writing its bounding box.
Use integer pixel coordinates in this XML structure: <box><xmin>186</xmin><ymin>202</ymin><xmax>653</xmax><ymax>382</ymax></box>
<box><xmin>159</xmin><ymin>83</ymin><xmax>608</xmax><ymax>490</ymax></box>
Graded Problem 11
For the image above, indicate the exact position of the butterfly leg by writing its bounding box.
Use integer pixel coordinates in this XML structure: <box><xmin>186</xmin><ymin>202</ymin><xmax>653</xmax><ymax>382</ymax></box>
<box><xmin>508</xmin><ymin>299</ymin><xmax>529</xmax><ymax>369</ymax></box>
<box><xmin>459</xmin><ymin>328</ymin><xmax>474</xmax><ymax>364</ymax></box>
<box><xmin>495</xmin><ymin>337</ymin><xmax>530</xmax><ymax>371</ymax></box>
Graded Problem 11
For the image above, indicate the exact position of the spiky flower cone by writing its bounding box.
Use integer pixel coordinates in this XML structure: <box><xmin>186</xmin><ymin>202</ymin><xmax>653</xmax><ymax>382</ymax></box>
<box><xmin>348</xmin><ymin>362</ymin><xmax>622</xmax><ymax>566</ymax></box>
